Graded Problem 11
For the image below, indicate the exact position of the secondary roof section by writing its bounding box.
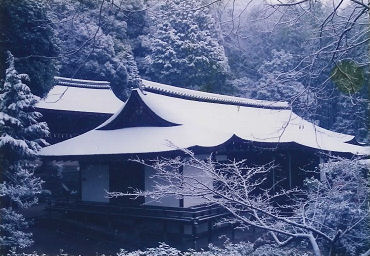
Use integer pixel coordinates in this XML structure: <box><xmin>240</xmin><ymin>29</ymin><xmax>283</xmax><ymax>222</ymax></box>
<box><xmin>36</xmin><ymin>76</ymin><xmax>123</xmax><ymax>114</ymax></box>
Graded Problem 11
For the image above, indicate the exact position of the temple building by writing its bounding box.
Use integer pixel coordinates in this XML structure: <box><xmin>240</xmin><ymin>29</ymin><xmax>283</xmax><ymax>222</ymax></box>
<box><xmin>38</xmin><ymin>79</ymin><xmax>369</xmax><ymax>248</ymax></box>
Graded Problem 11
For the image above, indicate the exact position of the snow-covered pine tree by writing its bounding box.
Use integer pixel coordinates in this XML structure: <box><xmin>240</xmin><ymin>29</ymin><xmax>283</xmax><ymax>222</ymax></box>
<box><xmin>0</xmin><ymin>52</ymin><xmax>49</xmax><ymax>249</ymax></box>
<box><xmin>146</xmin><ymin>0</ymin><xmax>230</xmax><ymax>93</ymax></box>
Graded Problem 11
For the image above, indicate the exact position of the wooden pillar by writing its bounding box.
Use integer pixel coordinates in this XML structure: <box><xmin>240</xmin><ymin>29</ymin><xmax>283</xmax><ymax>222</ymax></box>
<box><xmin>208</xmin><ymin>220</ymin><xmax>213</xmax><ymax>244</ymax></box>
<box><xmin>272</xmin><ymin>157</ymin><xmax>276</xmax><ymax>191</ymax></box>
<box><xmin>179</xmin><ymin>165</ymin><xmax>184</xmax><ymax>208</ymax></box>
<box><xmin>192</xmin><ymin>218</ymin><xmax>198</xmax><ymax>249</ymax></box>
<box><xmin>288</xmin><ymin>152</ymin><xmax>292</xmax><ymax>188</ymax></box>
<box><xmin>78</xmin><ymin>161</ymin><xmax>83</xmax><ymax>201</ymax></box>
<box><xmin>163</xmin><ymin>220</ymin><xmax>168</xmax><ymax>241</ymax></box>
<box><xmin>231</xmin><ymin>223</ymin><xmax>235</xmax><ymax>241</ymax></box>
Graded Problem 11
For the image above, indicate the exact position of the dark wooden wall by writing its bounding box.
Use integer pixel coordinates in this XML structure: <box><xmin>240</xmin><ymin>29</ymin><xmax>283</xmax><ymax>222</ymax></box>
<box><xmin>38</xmin><ymin>109</ymin><xmax>112</xmax><ymax>144</ymax></box>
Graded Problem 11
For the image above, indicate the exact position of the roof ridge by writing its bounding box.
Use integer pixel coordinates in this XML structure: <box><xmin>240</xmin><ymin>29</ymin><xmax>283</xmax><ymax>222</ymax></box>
<box><xmin>54</xmin><ymin>76</ymin><xmax>111</xmax><ymax>89</ymax></box>
<box><xmin>141</xmin><ymin>79</ymin><xmax>290</xmax><ymax>110</ymax></box>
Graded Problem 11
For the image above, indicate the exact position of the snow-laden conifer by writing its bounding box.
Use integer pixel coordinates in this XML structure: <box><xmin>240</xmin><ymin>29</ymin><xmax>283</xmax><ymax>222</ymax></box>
<box><xmin>146</xmin><ymin>0</ymin><xmax>230</xmax><ymax>93</ymax></box>
<box><xmin>0</xmin><ymin>52</ymin><xmax>49</xmax><ymax>249</ymax></box>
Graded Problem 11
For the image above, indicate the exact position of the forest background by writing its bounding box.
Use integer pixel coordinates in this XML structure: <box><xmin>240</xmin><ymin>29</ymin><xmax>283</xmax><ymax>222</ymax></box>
<box><xmin>1</xmin><ymin>0</ymin><xmax>368</xmax><ymax>142</ymax></box>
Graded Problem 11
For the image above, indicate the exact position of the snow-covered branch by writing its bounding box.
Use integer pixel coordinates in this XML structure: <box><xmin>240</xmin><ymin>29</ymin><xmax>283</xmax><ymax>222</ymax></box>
<box><xmin>108</xmin><ymin>148</ymin><xmax>369</xmax><ymax>255</ymax></box>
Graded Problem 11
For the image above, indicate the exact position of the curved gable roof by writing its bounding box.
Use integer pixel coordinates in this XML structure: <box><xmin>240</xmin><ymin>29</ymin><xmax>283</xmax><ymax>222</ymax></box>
<box><xmin>39</xmin><ymin>79</ymin><xmax>370</xmax><ymax>157</ymax></box>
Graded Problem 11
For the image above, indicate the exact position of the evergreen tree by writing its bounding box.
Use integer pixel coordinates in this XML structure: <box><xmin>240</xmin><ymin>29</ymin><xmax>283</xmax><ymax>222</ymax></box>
<box><xmin>0</xmin><ymin>0</ymin><xmax>59</xmax><ymax>96</ymax></box>
<box><xmin>146</xmin><ymin>0</ymin><xmax>230</xmax><ymax>93</ymax></box>
<box><xmin>0</xmin><ymin>52</ymin><xmax>49</xmax><ymax>249</ymax></box>
<box><xmin>48</xmin><ymin>0</ymin><xmax>143</xmax><ymax>100</ymax></box>
<box><xmin>248</xmin><ymin>50</ymin><xmax>315</xmax><ymax>118</ymax></box>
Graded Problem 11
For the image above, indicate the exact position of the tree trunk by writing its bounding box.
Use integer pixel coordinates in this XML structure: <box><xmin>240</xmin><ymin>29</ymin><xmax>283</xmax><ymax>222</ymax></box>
<box><xmin>308</xmin><ymin>234</ymin><xmax>322</xmax><ymax>256</ymax></box>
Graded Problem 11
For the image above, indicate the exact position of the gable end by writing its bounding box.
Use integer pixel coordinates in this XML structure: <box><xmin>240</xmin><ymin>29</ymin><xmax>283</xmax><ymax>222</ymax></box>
<box><xmin>98</xmin><ymin>90</ymin><xmax>178</xmax><ymax>130</ymax></box>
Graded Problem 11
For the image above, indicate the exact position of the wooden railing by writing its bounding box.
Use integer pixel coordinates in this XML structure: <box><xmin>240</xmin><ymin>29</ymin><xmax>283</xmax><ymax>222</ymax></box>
<box><xmin>46</xmin><ymin>200</ymin><xmax>229</xmax><ymax>224</ymax></box>
<box><xmin>45</xmin><ymin>200</ymin><xmax>237</xmax><ymax>249</ymax></box>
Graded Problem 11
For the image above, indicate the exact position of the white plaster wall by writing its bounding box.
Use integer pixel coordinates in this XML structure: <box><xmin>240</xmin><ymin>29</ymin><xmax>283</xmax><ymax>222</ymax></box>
<box><xmin>81</xmin><ymin>164</ymin><xmax>109</xmax><ymax>203</ymax></box>
<box><xmin>144</xmin><ymin>166</ymin><xmax>179</xmax><ymax>207</ymax></box>
<box><xmin>183</xmin><ymin>164</ymin><xmax>213</xmax><ymax>208</ymax></box>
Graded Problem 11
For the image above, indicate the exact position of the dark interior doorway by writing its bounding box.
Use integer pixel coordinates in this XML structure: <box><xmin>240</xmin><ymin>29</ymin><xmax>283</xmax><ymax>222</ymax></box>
<box><xmin>109</xmin><ymin>161</ymin><xmax>145</xmax><ymax>206</ymax></box>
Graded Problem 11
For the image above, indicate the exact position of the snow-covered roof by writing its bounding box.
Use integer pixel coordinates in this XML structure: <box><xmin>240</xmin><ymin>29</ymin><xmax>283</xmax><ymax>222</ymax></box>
<box><xmin>141</xmin><ymin>80</ymin><xmax>289</xmax><ymax>109</ymax></box>
<box><xmin>39</xmin><ymin>79</ymin><xmax>370</xmax><ymax>157</ymax></box>
<box><xmin>36</xmin><ymin>76</ymin><xmax>123</xmax><ymax>114</ymax></box>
